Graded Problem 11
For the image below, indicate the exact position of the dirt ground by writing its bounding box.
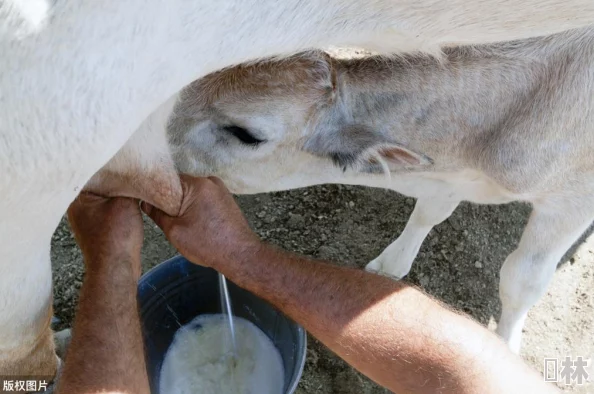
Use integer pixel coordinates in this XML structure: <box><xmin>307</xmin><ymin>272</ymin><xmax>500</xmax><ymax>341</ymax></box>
<box><xmin>51</xmin><ymin>184</ymin><xmax>594</xmax><ymax>393</ymax></box>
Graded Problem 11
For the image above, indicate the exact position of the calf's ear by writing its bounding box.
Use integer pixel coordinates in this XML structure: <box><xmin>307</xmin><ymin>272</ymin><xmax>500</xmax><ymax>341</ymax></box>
<box><xmin>304</xmin><ymin>124</ymin><xmax>432</xmax><ymax>172</ymax></box>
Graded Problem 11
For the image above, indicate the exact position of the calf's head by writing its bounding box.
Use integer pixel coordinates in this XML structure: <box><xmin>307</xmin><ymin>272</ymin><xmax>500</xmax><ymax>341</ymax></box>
<box><xmin>168</xmin><ymin>51</ymin><xmax>431</xmax><ymax>194</ymax></box>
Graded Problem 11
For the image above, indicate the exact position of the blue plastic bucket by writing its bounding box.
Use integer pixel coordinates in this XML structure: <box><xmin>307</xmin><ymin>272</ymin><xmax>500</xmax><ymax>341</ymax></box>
<box><xmin>138</xmin><ymin>255</ymin><xmax>307</xmax><ymax>393</ymax></box>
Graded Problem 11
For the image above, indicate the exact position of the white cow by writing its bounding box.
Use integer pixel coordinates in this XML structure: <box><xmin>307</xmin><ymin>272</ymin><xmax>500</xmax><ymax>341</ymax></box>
<box><xmin>2</xmin><ymin>0</ymin><xmax>594</xmax><ymax>378</ymax></box>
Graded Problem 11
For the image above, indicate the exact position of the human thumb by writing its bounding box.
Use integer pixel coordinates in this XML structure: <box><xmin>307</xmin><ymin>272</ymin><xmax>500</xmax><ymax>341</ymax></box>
<box><xmin>141</xmin><ymin>201</ymin><xmax>171</xmax><ymax>231</ymax></box>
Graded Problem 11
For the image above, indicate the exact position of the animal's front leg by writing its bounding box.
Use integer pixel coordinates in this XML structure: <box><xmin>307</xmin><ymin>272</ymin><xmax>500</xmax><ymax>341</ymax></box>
<box><xmin>366</xmin><ymin>199</ymin><xmax>459</xmax><ymax>279</ymax></box>
<box><xmin>497</xmin><ymin>201</ymin><xmax>594</xmax><ymax>353</ymax></box>
<box><xmin>0</xmin><ymin>242</ymin><xmax>58</xmax><ymax>382</ymax></box>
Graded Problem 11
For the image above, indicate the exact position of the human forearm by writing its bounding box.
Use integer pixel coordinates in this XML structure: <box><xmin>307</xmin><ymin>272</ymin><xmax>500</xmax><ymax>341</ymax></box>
<box><xmin>142</xmin><ymin>176</ymin><xmax>558</xmax><ymax>394</ymax></box>
<box><xmin>58</xmin><ymin>255</ymin><xmax>148</xmax><ymax>394</ymax></box>
<box><xmin>218</xmin><ymin>243</ymin><xmax>557</xmax><ymax>394</ymax></box>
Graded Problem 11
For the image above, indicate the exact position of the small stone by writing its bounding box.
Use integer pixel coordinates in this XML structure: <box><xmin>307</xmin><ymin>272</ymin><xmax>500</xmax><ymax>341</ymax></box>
<box><xmin>348</xmin><ymin>201</ymin><xmax>355</xmax><ymax>208</ymax></box>
<box><xmin>317</xmin><ymin>245</ymin><xmax>338</xmax><ymax>260</ymax></box>
<box><xmin>419</xmin><ymin>276</ymin><xmax>430</xmax><ymax>287</ymax></box>
<box><xmin>448</xmin><ymin>216</ymin><xmax>462</xmax><ymax>231</ymax></box>
<box><xmin>286</xmin><ymin>213</ymin><xmax>305</xmax><ymax>229</ymax></box>
<box><xmin>474</xmin><ymin>261</ymin><xmax>483</xmax><ymax>269</ymax></box>
<box><xmin>263</xmin><ymin>216</ymin><xmax>275</xmax><ymax>224</ymax></box>
<box><xmin>256</xmin><ymin>211</ymin><xmax>266</xmax><ymax>218</ymax></box>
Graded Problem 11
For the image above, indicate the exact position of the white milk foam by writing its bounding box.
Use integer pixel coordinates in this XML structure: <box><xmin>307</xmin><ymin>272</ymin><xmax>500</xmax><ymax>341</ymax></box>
<box><xmin>159</xmin><ymin>314</ymin><xmax>285</xmax><ymax>394</ymax></box>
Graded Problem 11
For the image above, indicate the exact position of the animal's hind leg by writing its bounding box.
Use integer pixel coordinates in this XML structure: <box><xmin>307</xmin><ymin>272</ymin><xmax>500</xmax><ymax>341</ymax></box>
<box><xmin>366</xmin><ymin>198</ymin><xmax>459</xmax><ymax>279</ymax></box>
<box><xmin>497</xmin><ymin>200</ymin><xmax>594</xmax><ymax>353</ymax></box>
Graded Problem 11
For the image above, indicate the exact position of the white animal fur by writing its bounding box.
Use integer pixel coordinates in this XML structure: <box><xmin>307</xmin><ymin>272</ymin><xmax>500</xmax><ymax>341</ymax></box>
<box><xmin>166</xmin><ymin>27</ymin><xmax>594</xmax><ymax>353</ymax></box>
<box><xmin>2</xmin><ymin>0</ymin><xmax>594</xmax><ymax>374</ymax></box>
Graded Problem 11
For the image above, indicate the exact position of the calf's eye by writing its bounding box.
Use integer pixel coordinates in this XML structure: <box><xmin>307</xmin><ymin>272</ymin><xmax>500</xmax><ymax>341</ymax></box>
<box><xmin>222</xmin><ymin>126</ymin><xmax>265</xmax><ymax>146</ymax></box>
